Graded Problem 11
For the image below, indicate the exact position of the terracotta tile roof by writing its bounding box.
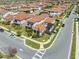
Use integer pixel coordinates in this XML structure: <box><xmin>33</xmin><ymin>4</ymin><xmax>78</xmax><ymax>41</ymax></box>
<box><xmin>33</xmin><ymin>24</ymin><xmax>46</xmax><ymax>32</ymax></box>
<box><xmin>31</xmin><ymin>14</ymin><xmax>49</xmax><ymax>23</ymax></box>
<box><xmin>50</xmin><ymin>6</ymin><xmax>65</xmax><ymax>12</ymax></box>
<box><xmin>0</xmin><ymin>8</ymin><xmax>6</xmax><ymax>13</ymax></box>
<box><xmin>45</xmin><ymin>17</ymin><xmax>55</xmax><ymax>23</ymax></box>
<box><xmin>3</xmin><ymin>15</ymin><xmax>14</xmax><ymax>20</ymax></box>
<box><xmin>14</xmin><ymin>12</ymin><xmax>31</xmax><ymax>20</ymax></box>
<box><xmin>17</xmin><ymin>8</ymin><xmax>32</xmax><ymax>11</ymax></box>
<box><xmin>3</xmin><ymin>12</ymin><xmax>32</xmax><ymax>20</ymax></box>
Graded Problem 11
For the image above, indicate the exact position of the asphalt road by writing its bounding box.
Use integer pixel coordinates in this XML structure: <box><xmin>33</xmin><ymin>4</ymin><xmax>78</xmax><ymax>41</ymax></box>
<box><xmin>42</xmin><ymin>6</ymin><xmax>76</xmax><ymax>59</ymax></box>
<box><xmin>0</xmin><ymin>31</ymin><xmax>36</xmax><ymax>59</ymax></box>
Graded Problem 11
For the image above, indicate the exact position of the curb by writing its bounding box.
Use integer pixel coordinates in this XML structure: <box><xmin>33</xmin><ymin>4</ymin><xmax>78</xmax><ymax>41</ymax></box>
<box><xmin>16</xmin><ymin>55</ymin><xmax>22</xmax><ymax>59</ymax></box>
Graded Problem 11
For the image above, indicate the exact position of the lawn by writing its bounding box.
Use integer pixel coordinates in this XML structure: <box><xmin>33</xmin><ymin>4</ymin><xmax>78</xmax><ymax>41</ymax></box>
<box><xmin>33</xmin><ymin>33</ymin><xmax>50</xmax><ymax>42</ymax></box>
<box><xmin>0</xmin><ymin>21</ymin><xmax>33</xmax><ymax>36</ymax></box>
<box><xmin>0</xmin><ymin>21</ymin><xmax>52</xmax><ymax>42</ymax></box>
<box><xmin>25</xmin><ymin>39</ymin><xmax>40</xmax><ymax>49</ymax></box>
<box><xmin>70</xmin><ymin>20</ymin><xmax>76</xmax><ymax>59</ymax></box>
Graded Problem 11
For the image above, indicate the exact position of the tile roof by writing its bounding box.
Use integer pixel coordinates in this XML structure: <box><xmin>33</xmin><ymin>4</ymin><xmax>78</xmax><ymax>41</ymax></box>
<box><xmin>14</xmin><ymin>12</ymin><xmax>31</xmax><ymax>20</ymax></box>
<box><xmin>50</xmin><ymin>6</ymin><xmax>65</xmax><ymax>12</ymax></box>
<box><xmin>33</xmin><ymin>24</ymin><xmax>46</xmax><ymax>32</ymax></box>
<box><xmin>17</xmin><ymin>8</ymin><xmax>32</xmax><ymax>11</ymax></box>
<box><xmin>45</xmin><ymin>17</ymin><xmax>55</xmax><ymax>23</ymax></box>
<box><xmin>31</xmin><ymin>14</ymin><xmax>49</xmax><ymax>23</ymax></box>
<box><xmin>3</xmin><ymin>15</ymin><xmax>14</xmax><ymax>20</ymax></box>
<box><xmin>0</xmin><ymin>7</ymin><xmax>7</xmax><ymax>13</ymax></box>
<box><xmin>3</xmin><ymin>12</ymin><xmax>32</xmax><ymax>20</ymax></box>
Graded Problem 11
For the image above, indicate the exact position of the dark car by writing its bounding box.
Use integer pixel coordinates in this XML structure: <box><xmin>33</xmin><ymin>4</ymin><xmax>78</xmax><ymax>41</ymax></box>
<box><xmin>62</xmin><ymin>24</ymin><xmax>65</xmax><ymax>27</ymax></box>
<box><xmin>73</xmin><ymin>13</ymin><xmax>75</xmax><ymax>14</ymax></box>
<box><xmin>0</xmin><ymin>28</ymin><xmax>4</xmax><ymax>32</ymax></box>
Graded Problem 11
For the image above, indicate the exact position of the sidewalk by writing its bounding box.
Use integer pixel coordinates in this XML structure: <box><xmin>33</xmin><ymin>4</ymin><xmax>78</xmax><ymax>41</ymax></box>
<box><xmin>76</xmin><ymin>22</ymin><xmax>79</xmax><ymax>59</ymax></box>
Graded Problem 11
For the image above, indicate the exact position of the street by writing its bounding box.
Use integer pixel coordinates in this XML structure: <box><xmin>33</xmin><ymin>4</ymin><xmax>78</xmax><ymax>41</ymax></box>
<box><xmin>0</xmin><ymin>31</ymin><xmax>36</xmax><ymax>59</ymax></box>
<box><xmin>42</xmin><ymin>6</ymin><xmax>76</xmax><ymax>59</ymax></box>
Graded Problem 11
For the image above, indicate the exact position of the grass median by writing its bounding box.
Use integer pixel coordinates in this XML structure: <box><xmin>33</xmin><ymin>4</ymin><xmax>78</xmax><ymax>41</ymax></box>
<box><xmin>70</xmin><ymin>20</ymin><xmax>76</xmax><ymax>59</ymax></box>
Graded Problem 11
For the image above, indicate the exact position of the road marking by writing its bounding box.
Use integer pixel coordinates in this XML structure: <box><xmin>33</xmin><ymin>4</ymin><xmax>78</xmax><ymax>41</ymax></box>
<box><xmin>19</xmin><ymin>48</ymin><xmax>24</xmax><ymax>52</ymax></box>
<box><xmin>32</xmin><ymin>50</ymin><xmax>46</xmax><ymax>59</ymax></box>
<box><xmin>16</xmin><ymin>55</ymin><xmax>22</xmax><ymax>59</ymax></box>
<box><xmin>68</xmin><ymin>18</ymin><xmax>75</xmax><ymax>59</ymax></box>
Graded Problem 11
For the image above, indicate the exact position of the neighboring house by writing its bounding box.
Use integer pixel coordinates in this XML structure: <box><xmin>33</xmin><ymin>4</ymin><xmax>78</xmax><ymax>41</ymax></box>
<box><xmin>27</xmin><ymin>14</ymin><xmax>49</xmax><ymax>28</ymax></box>
<box><xmin>29</xmin><ymin>3</ymin><xmax>46</xmax><ymax>11</ymax></box>
<box><xmin>3</xmin><ymin>12</ymin><xmax>33</xmax><ymax>25</ymax></box>
<box><xmin>17</xmin><ymin>8</ymin><xmax>33</xmax><ymax>13</ymax></box>
<box><xmin>48</xmin><ymin>6</ymin><xmax>65</xmax><ymax>16</ymax></box>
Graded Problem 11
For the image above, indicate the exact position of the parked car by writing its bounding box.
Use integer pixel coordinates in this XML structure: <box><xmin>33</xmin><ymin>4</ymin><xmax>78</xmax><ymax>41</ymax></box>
<box><xmin>62</xmin><ymin>24</ymin><xmax>65</xmax><ymax>27</ymax></box>
<box><xmin>0</xmin><ymin>27</ymin><xmax>4</xmax><ymax>32</ymax></box>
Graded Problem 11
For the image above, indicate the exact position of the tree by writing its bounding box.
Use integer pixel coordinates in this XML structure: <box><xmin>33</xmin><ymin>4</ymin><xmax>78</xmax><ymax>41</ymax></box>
<box><xmin>7</xmin><ymin>47</ymin><xmax>17</xmax><ymax>58</ymax></box>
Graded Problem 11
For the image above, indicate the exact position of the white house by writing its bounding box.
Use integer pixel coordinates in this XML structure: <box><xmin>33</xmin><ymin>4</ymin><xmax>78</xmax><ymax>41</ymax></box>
<box><xmin>48</xmin><ymin>6</ymin><xmax>65</xmax><ymax>16</ymax></box>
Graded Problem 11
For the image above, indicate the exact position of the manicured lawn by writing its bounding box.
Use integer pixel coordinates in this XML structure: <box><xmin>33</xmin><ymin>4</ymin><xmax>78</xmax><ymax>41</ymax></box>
<box><xmin>70</xmin><ymin>20</ymin><xmax>76</xmax><ymax>59</ymax></box>
<box><xmin>25</xmin><ymin>39</ymin><xmax>40</xmax><ymax>49</ymax></box>
<box><xmin>33</xmin><ymin>33</ymin><xmax>50</xmax><ymax>42</ymax></box>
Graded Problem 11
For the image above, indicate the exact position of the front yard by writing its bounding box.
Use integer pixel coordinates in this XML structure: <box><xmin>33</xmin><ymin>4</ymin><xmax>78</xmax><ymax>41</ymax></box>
<box><xmin>0</xmin><ymin>20</ymin><xmax>53</xmax><ymax>42</ymax></box>
<box><xmin>0</xmin><ymin>17</ymin><xmax>62</xmax><ymax>49</ymax></box>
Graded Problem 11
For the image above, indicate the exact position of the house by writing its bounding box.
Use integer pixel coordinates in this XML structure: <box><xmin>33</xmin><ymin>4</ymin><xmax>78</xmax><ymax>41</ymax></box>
<box><xmin>44</xmin><ymin>17</ymin><xmax>55</xmax><ymax>32</ymax></box>
<box><xmin>3</xmin><ymin>12</ymin><xmax>33</xmax><ymax>25</ymax></box>
<box><xmin>48</xmin><ymin>6</ymin><xmax>65</xmax><ymax>16</ymax></box>
<box><xmin>32</xmin><ymin>23</ymin><xmax>46</xmax><ymax>35</ymax></box>
<box><xmin>27</xmin><ymin>14</ymin><xmax>49</xmax><ymax>28</ymax></box>
<box><xmin>28</xmin><ymin>3</ymin><xmax>46</xmax><ymax>10</ymax></box>
<box><xmin>17</xmin><ymin>8</ymin><xmax>33</xmax><ymax>13</ymax></box>
<box><xmin>31</xmin><ymin>17</ymin><xmax>55</xmax><ymax>35</ymax></box>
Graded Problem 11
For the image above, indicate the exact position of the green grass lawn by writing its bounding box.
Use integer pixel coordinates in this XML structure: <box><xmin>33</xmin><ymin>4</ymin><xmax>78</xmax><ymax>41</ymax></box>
<box><xmin>33</xmin><ymin>33</ymin><xmax>50</xmax><ymax>42</ymax></box>
<box><xmin>25</xmin><ymin>39</ymin><xmax>40</xmax><ymax>49</ymax></box>
<box><xmin>70</xmin><ymin>20</ymin><xmax>76</xmax><ymax>59</ymax></box>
